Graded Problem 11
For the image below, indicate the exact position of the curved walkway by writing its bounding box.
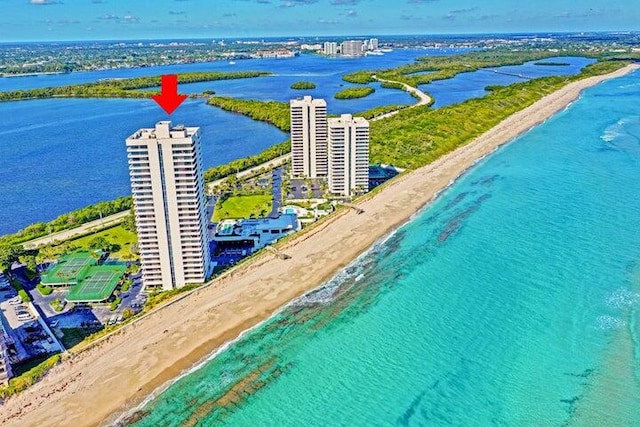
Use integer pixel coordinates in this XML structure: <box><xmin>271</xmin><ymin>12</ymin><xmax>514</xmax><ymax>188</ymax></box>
<box><xmin>371</xmin><ymin>75</ymin><xmax>432</xmax><ymax>121</ymax></box>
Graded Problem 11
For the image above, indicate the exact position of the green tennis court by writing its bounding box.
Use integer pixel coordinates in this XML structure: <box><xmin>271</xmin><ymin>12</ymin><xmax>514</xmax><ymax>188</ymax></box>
<box><xmin>66</xmin><ymin>266</ymin><xmax>125</xmax><ymax>302</ymax></box>
<box><xmin>41</xmin><ymin>252</ymin><xmax>96</xmax><ymax>285</ymax></box>
<box><xmin>54</xmin><ymin>255</ymin><xmax>93</xmax><ymax>276</ymax></box>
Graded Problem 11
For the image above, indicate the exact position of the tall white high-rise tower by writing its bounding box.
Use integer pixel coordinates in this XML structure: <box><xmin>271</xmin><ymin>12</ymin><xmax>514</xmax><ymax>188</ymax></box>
<box><xmin>126</xmin><ymin>121</ymin><xmax>211</xmax><ymax>290</ymax></box>
<box><xmin>290</xmin><ymin>96</ymin><xmax>328</xmax><ymax>178</ymax></box>
<box><xmin>328</xmin><ymin>114</ymin><xmax>370</xmax><ymax>197</ymax></box>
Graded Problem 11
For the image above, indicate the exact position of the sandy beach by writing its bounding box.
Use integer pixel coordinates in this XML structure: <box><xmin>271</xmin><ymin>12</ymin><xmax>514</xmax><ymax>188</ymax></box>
<box><xmin>1</xmin><ymin>63</ymin><xmax>637</xmax><ymax>427</ymax></box>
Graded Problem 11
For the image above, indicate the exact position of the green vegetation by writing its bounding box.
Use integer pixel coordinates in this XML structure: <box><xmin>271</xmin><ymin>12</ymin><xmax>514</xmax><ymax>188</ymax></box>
<box><xmin>122</xmin><ymin>308</ymin><xmax>135</xmax><ymax>320</ymax></box>
<box><xmin>343</xmin><ymin>50</ymin><xmax>592</xmax><ymax>89</ymax></box>
<box><xmin>144</xmin><ymin>284</ymin><xmax>200</xmax><ymax>313</ymax></box>
<box><xmin>341</xmin><ymin>72</ymin><xmax>375</xmax><ymax>84</ymax></box>
<box><xmin>0</xmin><ymin>196</ymin><xmax>132</xmax><ymax>248</ymax></box>
<box><xmin>534</xmin><ymin>61</ymin><xmax>570</xmax><ymax>66</ymax></box>
<box><xmin>36</xmin><ymin>283</ymin><xmax>53</xmax><ymax>296</ymax></box>
<box><xmin>204</xmin><ymin>141</ymin><xmax>290</xmax><ymax>182</ymax></box>
<box><xmin>121</xmin><ymin>279</ymin><xmax>132</xmax><ymax>292</ymax></box>
<box><xmin>0</xmin><ymin>245</ymin><xmax>22</xmax><ymax>271</ymax></box>
<box><xmin>369</xmin><ymin>60</ymin><xmax>631</xmax><ymax>168</ymax></box>
<box><xmin>207</xmin><ymin>97</ymin><xmax>290</xmax><ymax>131</ymax></box>
<box><xmin>357</xmin><ymin>104</ymin><xmax>409</xmax><ymax>120</ymax></box>
<box><xmin>8</xmin><ymin>277</ymin><xmax>31</xmax><ymax>303</ymax></box>
<box><xmin>18</xmin><ymin>289</ymin><xmax>30</xmax><ymax>303</ymax></box>
<box><xmin>0</xmin><ymin>354</ymin><xmax>61</xmax><ymax>399</ymax></box>
<box><xmin>50</xmin><ymin>298</ymin><xmax>65</xmax><ymax>312</ymax></box>
<box><xmin>0</xmin><ymin>71</ymin><xmax>271</xmax><ymax>102</ymax></box>
<box><xmin>290</xmin><ymin>81</ymin><xmax>317</xmax><ymax>90</ymax></box>
<box><xmin>379</xmin><ymin>81</ymin><xmax>405</xmax><ymax>90</ymax></box>
<box><xmin>213</xmin><ymin>195</ymin><xmax>272</xmax><ymax>221</ymax></box>
<box><xmin>109</xmin><ymin>296</ymin><xmax>122</xmax><ymax>311</ymax></box>
<box><xmin>69</xmin><ymin>224</ymin><xmax>138</xmax><ymax>260</ymax></box>
<box><xmin>60</xmin><ymin>327</ymin><xmax>95</xmax><ymax>349</ymax></box>
<box><xmin>334</xmin><ymin>86</ymin><xmax>375</xmax><ymax>99</ymax></box>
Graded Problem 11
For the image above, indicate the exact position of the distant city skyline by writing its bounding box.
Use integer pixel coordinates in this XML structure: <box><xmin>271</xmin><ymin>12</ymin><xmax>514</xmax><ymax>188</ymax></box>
<box><xmin>2</xmin><ymin>0</ymin><xmax>639</xmax><ymax>42</ymax></box>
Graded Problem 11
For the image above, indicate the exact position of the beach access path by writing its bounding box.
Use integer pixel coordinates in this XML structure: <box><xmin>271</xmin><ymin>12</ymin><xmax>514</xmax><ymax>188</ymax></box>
<box><xmin>371</xmin><ymin>75</ymin><xmax>432</xmax><ymax>121</ymax></box>
<box><xmin>1</xmin><ymin>63</ymin><xmax>637</xmax><ymax>427</ymax></box>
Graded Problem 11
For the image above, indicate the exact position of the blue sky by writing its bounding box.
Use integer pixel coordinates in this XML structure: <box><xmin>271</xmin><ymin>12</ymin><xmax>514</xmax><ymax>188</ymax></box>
<box><xmin>2</xmin><ymin>0</ymin><xmax>639</xmax><ymax>42</ymax></box>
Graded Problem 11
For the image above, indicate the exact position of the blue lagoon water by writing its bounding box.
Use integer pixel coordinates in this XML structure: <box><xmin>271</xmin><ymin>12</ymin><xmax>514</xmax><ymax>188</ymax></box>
<box><xmin>0</xmin><ymin>98</ymin><xmax>286</xmax><ymax>235</ymax></box>
<box><xmin>0</xmin><ymin>49</ymin><xmax>444</xmax><ymax>234</ymax></box>
<box><xmin>0</xmin><ymin>48</ymin><xmax>458</xmax><ymax>92</ymax></box>
<box><xmin>130</xmin><ymin>71</ymin><xmax>640</xmax><ymax>426</ymax></box>
<box><xmin>425</xmin><ymin>57</ymin><xmax>596</xmax><ymax>108</ymax></box>
<box><xmin>0</xmin><ymin>51</ymin><xmax>593</xmax><ymax>234</ymax></box>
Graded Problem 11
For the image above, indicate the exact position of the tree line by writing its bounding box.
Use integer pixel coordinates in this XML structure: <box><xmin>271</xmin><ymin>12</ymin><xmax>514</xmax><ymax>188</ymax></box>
<box><xmin>0</xmin><ymin>71</ymin><xmax>271</xmax><ymax>102</ymax></box>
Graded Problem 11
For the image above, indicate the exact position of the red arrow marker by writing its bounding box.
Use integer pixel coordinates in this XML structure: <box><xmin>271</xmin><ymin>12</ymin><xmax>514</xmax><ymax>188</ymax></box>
<box><xmin>151</xmin><ymin>74</ymin><xmax>188</xmax><ymax>115</ymax></box>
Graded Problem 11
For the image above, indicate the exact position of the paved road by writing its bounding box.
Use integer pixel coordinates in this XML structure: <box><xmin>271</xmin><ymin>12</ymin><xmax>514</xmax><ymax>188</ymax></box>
<box><xmin>23</xmin><ymin>210</ymin><xmax>130</xmax><ymax>250</ymax></box>
<box><xmin>371</xmin><ymin>75</ymin><xmax>433</xmax><ymax>121</ymax></box>
<box><xmin>269</xmin><ymin>167</ymin><xmax>283</xmax><ymax>217</ymax></box>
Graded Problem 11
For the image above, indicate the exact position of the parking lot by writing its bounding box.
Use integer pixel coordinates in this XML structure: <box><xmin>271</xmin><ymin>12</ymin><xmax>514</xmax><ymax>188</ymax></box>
<box><xmin>24</xmin><ymin>267</ymin><xmax>146</xmax><ymax>334</ymax></box>
<box><xmin>289</xmin><ymin>178</ymin><xmax>324</xmax><ymax>199</ymax></box>
<box><xmin>0</xmin><ymin>284</ymin><xmax>61</xmax><ymax>363</ymax></box>
<box><xmin>42</xmin><ymin>281</ymin><xmax>146</xmax><ymax>328</ymax></box>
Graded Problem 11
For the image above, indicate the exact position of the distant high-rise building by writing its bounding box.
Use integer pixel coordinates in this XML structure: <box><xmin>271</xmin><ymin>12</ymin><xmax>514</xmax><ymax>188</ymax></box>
<box><xmin>341</xmin><ymin>40</ymin><xmax>364</xmax><ymax>56</ymax></box>
<box><xmin>301</xmin><ymin>43</ymin><xmax>322</xmax><ymax>51</ymax></box>
<box><xmin>126</xmin><ymin>121</ymin><xmax>211</xmax><ymax>291</ymax></box>
<box><xmin>323</xmin><ymin>41</ymin><xmax>338</xmax><ymax>55</ymax></box>
<box><xmin>290</xmin><ymin>96</ymin><xmax>328</xmax><ymax>178</ymax></box>
<box><xmin>369</xmin><ymin>38</ymin><xmax>379</xmax><ymax>50</ymax></box>
<box><xmin>328</xmin><ymin>114</ymin><xmax>370</xmax><ymax>196</ymax></box>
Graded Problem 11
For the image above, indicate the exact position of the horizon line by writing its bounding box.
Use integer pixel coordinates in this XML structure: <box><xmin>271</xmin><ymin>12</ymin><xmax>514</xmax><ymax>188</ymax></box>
<box><xmin>2</xmin><ymin>30</ymin><xmax>638</xmax><ymax>45</ymax></box>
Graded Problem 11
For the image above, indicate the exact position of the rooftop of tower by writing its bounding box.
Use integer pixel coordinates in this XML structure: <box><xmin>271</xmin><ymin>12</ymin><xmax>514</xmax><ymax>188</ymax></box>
<box><xmin>126</xmin><ymin>121</ymin><xmax>199</xmax><ymax>141</ymax></box>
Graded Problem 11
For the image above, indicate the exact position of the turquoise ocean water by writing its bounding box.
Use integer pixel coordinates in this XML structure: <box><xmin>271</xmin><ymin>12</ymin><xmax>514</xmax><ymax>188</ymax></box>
<box><xmin>128</xmin><ymin>70</ymin><xmax>640</xmax><ymax>426</ymax></box>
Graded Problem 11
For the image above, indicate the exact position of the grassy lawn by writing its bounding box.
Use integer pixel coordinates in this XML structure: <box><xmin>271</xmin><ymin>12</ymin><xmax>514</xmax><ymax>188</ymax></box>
<box><xmin>70</xmin><ymin>224</ymin><xmax>137</xmax><ymax>260</ymax></box>
<box><xmin>213</xmin><ymin>195</ymin><xmax>272</xmax><ymax>222</ymax></box>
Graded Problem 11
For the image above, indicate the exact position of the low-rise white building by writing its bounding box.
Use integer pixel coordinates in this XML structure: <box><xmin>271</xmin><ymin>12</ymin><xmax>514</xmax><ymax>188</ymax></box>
<box><xmin>213</xmin><ymin>214</ymin><xmax>300</xmax><ymax>252</ymax></box>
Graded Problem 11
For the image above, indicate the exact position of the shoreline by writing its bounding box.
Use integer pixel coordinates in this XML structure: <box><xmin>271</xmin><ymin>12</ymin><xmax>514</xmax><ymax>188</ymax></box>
<box><xmin>0</xmin><ymin>63</ymin><xmax>637</xmax><ymax>427</ymax></box>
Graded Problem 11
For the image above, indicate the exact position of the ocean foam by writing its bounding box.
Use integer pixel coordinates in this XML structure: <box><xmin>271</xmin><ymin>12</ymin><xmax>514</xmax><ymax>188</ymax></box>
<box><xmin>605</xmin><ymin>288</ymin><xmax>640</xmax><ymax>309</ymax></box>
<box><xmin>596</xmin><ymin>315</ymin><xmax>627</xmax><ymax>331</ymax></box>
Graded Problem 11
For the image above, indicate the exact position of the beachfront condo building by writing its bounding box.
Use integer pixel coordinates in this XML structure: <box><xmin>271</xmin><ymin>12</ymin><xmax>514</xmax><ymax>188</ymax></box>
<box><xmin>126</xmin><ymin>121</ymin><xmax>212</xmax><ymax>291</ymax></box>
<box><xmin>290</xmin><ymin>96</ymin><xmax>328</xmax><ymax>178</ymax></box>
<box><xmin>328</xmin><ymin>114</ymin><xmax>370</xmax><ymax>197</ymax></box>
<box><xmin>340</xmin><ymin>40</ymin><xmax>364</xmax><ymax>56</ymax></box>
